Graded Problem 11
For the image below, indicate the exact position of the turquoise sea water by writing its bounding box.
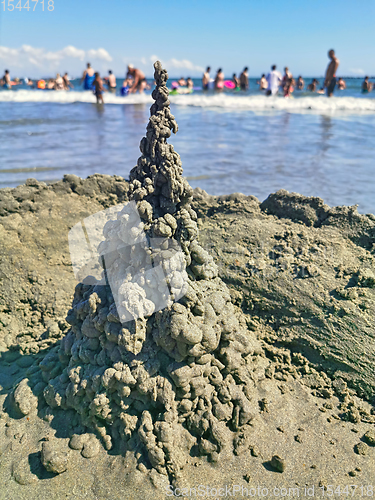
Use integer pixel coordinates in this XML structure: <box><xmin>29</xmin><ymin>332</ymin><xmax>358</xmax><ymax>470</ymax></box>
<box><xmin>1</xmin><ymin>78</ymin><xmax>375</xmax><ymax>214</ymax></box>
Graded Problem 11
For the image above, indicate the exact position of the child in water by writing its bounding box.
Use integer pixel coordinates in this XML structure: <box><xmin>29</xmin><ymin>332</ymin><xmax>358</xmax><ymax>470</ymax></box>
<box><xmin>93</xmin><ymin>72</ymin><xmax>105</xmax><ymax>103</ymax></box>
<box><xmin>121</xmin><ymin>76</ymin><xmax>132</xmax><ymax>96</ymax></box>
<box><xmin>284</xmin><ymin>77</ymin><xmax>295</xmax><ymax>98</ymax></box>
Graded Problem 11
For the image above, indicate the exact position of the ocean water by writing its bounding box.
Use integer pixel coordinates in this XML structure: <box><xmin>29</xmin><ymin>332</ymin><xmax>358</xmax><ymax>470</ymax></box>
<box><xmin>1</xmin><ymin>78</ymin><xmax>375</xmax><ymax>214</ymax></box>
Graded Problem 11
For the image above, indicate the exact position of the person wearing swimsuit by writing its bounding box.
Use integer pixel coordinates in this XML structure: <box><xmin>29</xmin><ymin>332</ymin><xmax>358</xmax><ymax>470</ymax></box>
<box><xmin>107</xmin><ymin>70</ymin><xmax>117</xmax><ymax>92</ymax></box>
<box><xmin>324</xmin><ymin>49</ymin><xmax>339</xmax><ymax>97</ymax></box>
<box><xmin>202</xmin><ymin>66</ymin><xmax>211</xmax><ymax>91</ymax></box>
<box><xmin>81</xmin><ymin>63</ymin><xmax>95</xmax><ymax>90</ymax></box>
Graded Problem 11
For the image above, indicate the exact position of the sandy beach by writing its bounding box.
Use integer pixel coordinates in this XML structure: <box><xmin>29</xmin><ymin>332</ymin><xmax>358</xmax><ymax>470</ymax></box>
<box><xmin>1</xmin><ymin>172</ymin><xmax>375</xmax><ymax>499</ymax></box>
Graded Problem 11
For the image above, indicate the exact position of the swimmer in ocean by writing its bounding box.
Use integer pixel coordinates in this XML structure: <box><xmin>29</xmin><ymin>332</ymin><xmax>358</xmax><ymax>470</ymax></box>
<box><xmin>186</xmin><ymin>77</ymin><xmax>193</xmax><ymax>90</ymax></box>
<box><xmin>107</xmin><ymin>70</ymin><xmax>117</xmax><ymax>92</ymax></box>
<box><xmin>202</xmin><ymin>66</ymin><xmax>211</xmax><ymax>91</ymax></box>
<box><xmin>93</xmin><ymin>72</ymin><xmax>105</xmax><ymax>104</ymax></box>
<box><xmin>324</xmin><ymin>49</ymin><xmax>339</xmax><ymax>97</ymax></box>
<box><xmin>214</xmin><ymin>68</ymin><xmax>224</xmax><ymax>91</ymax></box>
<box><xmin>362</xmin><ymin>76</ymin><xmax>373</xmax><ymax>93</ymax></box>
<box><xmin>257</xmin><ymin>74</ymin><xmax>267</xmax><ymax>90</ymax></box>
<box><xmin>232</xmin><ymin>73</ymin><xmax>240</xmax><ymax>89</ymax></box>
<box><xmin>337</xmin><ymin>77</ymin><xmax>346</xmax><ymax>90</ymax></box>
<box><xmin>81</xmin><ymin>63</ymin><xmax>95</xmax><ymax>90</ymax></box>
<box><xmin>239</xmin><ymin>67</ymin><xmax>249</xmax><ymax>91</ymax></box>
<box><xmin>297</xmin><ymin>76</ymin><xmax>304</xmax><ymax>90</ymax></box>
<box><xmin>127</xmin><ymin>65</ymin><xmax>147</xmax><ymax>94</ymax></box>
<box><xmin>2</xmin><ymin>69</ymin><xmax>11</xmax><ymax>89</ymax></box>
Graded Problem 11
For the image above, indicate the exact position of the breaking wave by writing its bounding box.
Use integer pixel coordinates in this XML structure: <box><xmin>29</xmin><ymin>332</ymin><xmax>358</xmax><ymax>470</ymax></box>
<box><xmin>1</xmin><ymin>89</ymin><xmax>375</xmax><ymax>115</ymax></box>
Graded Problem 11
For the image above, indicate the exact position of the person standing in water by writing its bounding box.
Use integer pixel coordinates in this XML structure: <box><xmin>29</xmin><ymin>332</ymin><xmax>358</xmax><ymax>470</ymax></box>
<box><xmin>324</xmin><ymin>49</ymin><xmax>339</xmax><ymax>97</ymax></box>
<box><xmin>239</xmin><ymin>67</ymin><xmax>249</xmax><ymax>91</ymax></box>
<box><xmin>232</xmin><ymin>73</ymin><xmax>240</xmax><ymax>89</ymax></box>
<box><xmin>202</xmin><ymin>66</ymin><xmax>211</xmax><ymax>90</ymax></box>
<box><xmin>81</xmin><ymin>63</ymin><xmax>95</xmax><ymax>90</ymax></box>
<box><xmin>2</xmin><ymin>69</ymin><xmax>11</xmax><ymax>89</ymax></box>
<box><xmin>266</xmin><ymin>65</ymin><xmax>282</xmax><ymax>95</ymax></box>
<box><xmin>107</xmin><ymin>70</ymin><xmax>117</xmax><ymax>92</ymax></box>
<box><xmin>214</xmin><ymin>68</ymin><xmax>224</xmax><ymax>90</ymax></box>
<box><xmin>257</xmin><ymin>74</ymin><xmax>267</xmax><ymax>90</ymax></box>
<box><xmin>297</xmin><ymin>76</ymin><xmax>304</xmax><ymax>90</ymax></box>
<box><xmin>63</xmin><ymin>73</ymin><xmax>74</xmax><ymax>90</ymax></box>
<box><xmin>127</xmin><ymin>64</ymin><xmax>147</xmax><ymax>94</ymax></box>
<box><xmin>54</xmin><ymin>73</ymin><xmax>64</xmax><ymax>90</ymax></box>
<box><xmin>93</xmin><ymin>72</ymin><xmax>105</xmax><ymax>104</ymax></box>
<box><xmin>362</xmin><ymin>76</ymin><xmax>373</xmax><ymax>93</ymax></box>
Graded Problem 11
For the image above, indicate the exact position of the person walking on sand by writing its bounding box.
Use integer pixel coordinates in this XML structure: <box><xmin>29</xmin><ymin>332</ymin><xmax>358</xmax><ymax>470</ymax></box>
<box><xmin>202</xmin><ymin>66</ymin><xmax>211</xmax><ymax>90</ymax></box>
<box><xmin>324</xmin><ymin>49</ymin><xmax>339</xmax><ymax>97</ymax></box>
<box><xmin>127</xmin><ymin>64</ymin><xmax>147</xmax><ymax>94</ymax></box>
<box><xmin>266</xmin><ymin>65</ymin><xmax>282</xmax><ymax>96</ymax></box>
<box><xmin>214</xmin><ymin>68</ymin><xmax>224</xmax><ymax>91</ymax></box>
<box><xmin>81</xmin><ymin>63</ymin><xmax>95</xmax><ymax>90</ymax></box>
<box><xmin>93</xmin><ymin>72</ymin><xmax>105</xmax><ymax>104</ymax></box>
<box><xmin>239</xmin><ymin>67</ymin><xmax>249</xmax><ymax>91</ymax></box>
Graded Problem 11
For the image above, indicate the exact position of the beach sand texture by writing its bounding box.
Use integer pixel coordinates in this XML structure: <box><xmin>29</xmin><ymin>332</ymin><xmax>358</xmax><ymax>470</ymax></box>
<box><xmin>1</xmin><ymin>64</ymin><xmax>375</xmax><ymax>499</ymax></box>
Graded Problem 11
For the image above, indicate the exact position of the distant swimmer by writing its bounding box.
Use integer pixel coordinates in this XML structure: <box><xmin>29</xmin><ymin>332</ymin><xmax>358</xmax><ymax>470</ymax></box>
<box><xmin>81</xmin><ymin>63</ymin><xmax>95</xmax><ymax>90</ymax></box>
<box><xmin>63</xmin><ymin>73</ymin><xmax>74</xmax><ymax>90</ymax></box>
<box><xmin>55</xmin><ymin>73</ymin><xmax>64</xmax><ymax>91</ymax></box>
<box><xmin>214</xmin><ymin>68</ymin><xmax>224</xmax><ymax>90</ymax></box>
<box><xmin>257</xmin><ymin>74</ymin><xmax>267</xmax><ymax>90</ymax></box>
<box><xmin>126</xmin><ymin>64</ymin><xmax>147</xmax><ymax>94</ymax></box>
<box><xmin>202</xmin><ymin>66</ymin><xmax>211</xmax><ymax>90</ymax></box>
<box><xmin>93</xmin><ymin>72</ymin><xmax>105</xmax><ymax>104</ymax></box>
<box><xmin>239</xmin><ymin>67</ymin><xmax>249</xmax><ymax>91</ymax></box>
<box><xmin>337</xmin><ymin>77</ymin><xmax>346</xmax><ymax>90</ymax></box>
<box><xmin>2</xmin><ymin>69</ymin><xmax>11</xmax><ymax>89</ymax></box>
<box><xmin>266</xmin><ymin>65</ymin><xmax>282</xmax><ymax>95</ymax></box>
<box><xmin>232</xmin><ymin>73</ymin><xmax>240</xmax><ymax>89</ymax></box>
<box><xmin>297</xmin><ymin>76</ymin><xmax>304</xmax><ymax>90</ymax></box>
<box><xmin>362</xmin><ymin>76</ymin><xmax>373</xmax><ymax>93</ymax></box>
<box><xmin>284</xmin><ymin>77</ymin><xmax>295</xmax><ymax>98</ymax></box>
<box><xmin>307</xmin><ymin>78</ymin><xmax>318</xmax><ymax>92</ymax></box>
<box><xmin>178</xmin><ymin>77</ymin><xmax>186</xmax><ymax>87</ymax></box>
<box><xmin>324</xmin><ymin>49</ymin><xmax>339</xmax><ymax>97</ymax></box>
<box><xmin>186</xmin><ymin>77</ymin><xmax>193</xmax><ymax>90</ymax></box>
<box><xmin>47</xmin><ymin>79</ymin><xmax>55</xmax><ymax>90</ymax></box>
<box><xmin>282</xmin><ymin>67</ymin><xmax>292</xmax><ymax>90</ymax></box>
<box><xmin>107</xmin><ymin>70</ymin><xmax>117</xmax><ymax>92</ymax></box>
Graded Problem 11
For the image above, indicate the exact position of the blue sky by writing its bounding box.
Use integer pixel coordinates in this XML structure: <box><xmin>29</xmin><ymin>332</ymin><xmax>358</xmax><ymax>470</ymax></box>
<box><xmin>0</xmin><ymin>0</ymin><xmax>374</xmax><ymax>78</ymax></box>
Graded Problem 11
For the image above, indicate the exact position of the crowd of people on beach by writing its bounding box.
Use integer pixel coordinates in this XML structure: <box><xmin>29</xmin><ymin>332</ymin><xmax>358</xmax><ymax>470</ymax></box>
<box><xmin>1</xmin><ymin>49</ymin><xmax>374</xmax><ymax>103</ymax></box>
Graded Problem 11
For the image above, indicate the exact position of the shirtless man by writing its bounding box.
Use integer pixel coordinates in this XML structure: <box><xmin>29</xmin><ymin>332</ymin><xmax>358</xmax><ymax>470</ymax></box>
<box><xmin>93</xmin><ymin>72</ymin><xmax>105</xmax><ymax>104</ymax></box>
<box><xmin>282</xmin><ymin>67</ymin><xmax>292</xmax><ymax>90</ymax></box>
<box><xmin>257</xmin><ymin>74</ymin><xmax>267</xmax><ymax>90</ymax></box>
<box><xmin>297</xmin><ymin>76</ymin><xmax>304</xmax><ymax>90</ymax></box>
<box><xmin>202</xmin><ymin>66</ymin><xmax>211</xmax><ymax>90</ymax></box>
<box><xmin>127</xmin><ymin>65</ymin><xmax>147</xmax><ymax>94</ymax></box>
<box><xmin>2</xmin><ymin>69</ymin><xmax>11</xmax><ymax>88</ymax></box>
<box><xmin>324</xmin><ymin>49</ymin><xmax>339</xmax><ymax>97</ymax></box>
<box><xmin>178</xmin><ymin>77</ymin><xmax>186</xmax><ymax>87</ymax></box>
<box><xmin>239</xmin><ymin>67</ymin><xmax>249</xmax><ymax>91</ymax></box>
<box><xmin>107</xmin><ymin>70</ymin><xmax>117</xmax><ymax>92</ymax></box>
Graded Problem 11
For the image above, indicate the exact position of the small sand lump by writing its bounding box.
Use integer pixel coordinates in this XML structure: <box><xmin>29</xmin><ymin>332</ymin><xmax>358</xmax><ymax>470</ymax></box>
<box><xmin>354</xmin><ymin>442</ymin><xmax>368</xmax><ymax>456</ymax></box>
<box><xmin>13</xmin><ymin>378</ymin><xmax>38</xmax><ymax>415</ymax></box>
<box><xmin>270</xmin><ymin>455</ymin><xmax>286</xmax><ymax>472</ymax></box>
<box><xmin>363</xmin><ymin>430</ymin><xmax>375</xmax><ymax>446</ymax></box>
<box><xmin>41</xmin><ymin>441</ymin><xmax>69</xmax><ymax>474</ymax></box>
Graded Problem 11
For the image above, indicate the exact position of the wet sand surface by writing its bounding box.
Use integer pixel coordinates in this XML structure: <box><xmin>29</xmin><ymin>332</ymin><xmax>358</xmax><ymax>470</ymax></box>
<box><xmin>0</xmin><ymin>174</ymin><xmax>375</xmax><ymax>498</ymax></box>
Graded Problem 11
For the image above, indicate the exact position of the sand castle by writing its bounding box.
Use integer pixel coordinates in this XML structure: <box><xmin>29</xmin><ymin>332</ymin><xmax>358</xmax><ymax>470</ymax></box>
<box><xmin>39</xmin><ymin>62</ymin><xmax>266</xmax><ymax>480</ymax></box>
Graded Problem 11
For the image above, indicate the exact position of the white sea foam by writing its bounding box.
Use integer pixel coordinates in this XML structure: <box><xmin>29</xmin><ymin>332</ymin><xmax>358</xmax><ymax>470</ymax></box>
<box><xmin>1</xmin><ymin>89</ymin><xmax>375</xmax><ymax>115</ymax></box>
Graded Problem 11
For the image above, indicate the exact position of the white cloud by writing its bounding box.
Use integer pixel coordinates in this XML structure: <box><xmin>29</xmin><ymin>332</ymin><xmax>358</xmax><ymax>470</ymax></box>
<box><xmin>138</xmin><ymin>55</ymin><xmax>204</xmax><ymax>74</ymax></box>
<box><xmin>348</xmin><ymin>68</ymin><xmax>365</xmax><ymax>76</ymax></box>
<box><xmin>0</xmin><ymin>44</ymin><xmax>113</xmax><ymax>76</ymax></box>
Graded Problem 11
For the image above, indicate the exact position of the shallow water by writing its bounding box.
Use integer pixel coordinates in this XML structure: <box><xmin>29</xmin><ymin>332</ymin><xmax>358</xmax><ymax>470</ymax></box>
<box><xmin>1</xmin><ymin>78</ymin><xmax>375</xmax><ymax>214</ymax></box>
